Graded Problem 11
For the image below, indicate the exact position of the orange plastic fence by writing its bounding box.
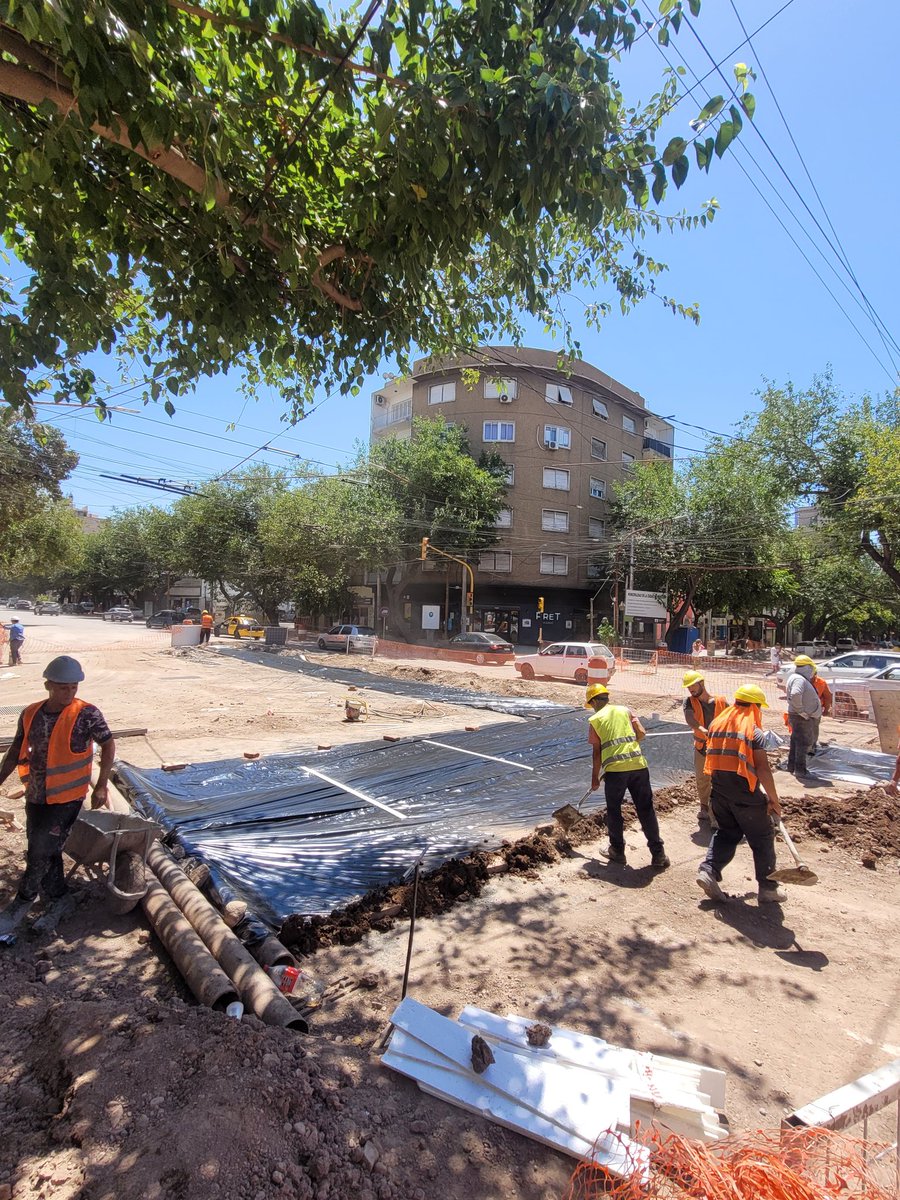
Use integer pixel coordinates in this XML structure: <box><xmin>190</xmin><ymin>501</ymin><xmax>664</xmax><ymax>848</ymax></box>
<box><xmin>564</xmin><ymin>1126</ymin><xmax>896</xmax><ymax>1200</ymax></box>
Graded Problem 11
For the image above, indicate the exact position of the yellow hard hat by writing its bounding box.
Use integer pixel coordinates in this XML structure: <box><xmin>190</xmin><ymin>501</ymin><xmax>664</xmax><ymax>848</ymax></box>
<box><xmin>794</xmin><ymin>654</ymin><xmax>816</xmax><ymax>667</ymax></box>
<box><xmin>584</xmin><ymin>683</ymin><xmax>609</xmax><ymax>707</ymax></box>
<box><xmin>682</xmin><ymin>670</ymin><xmax>704</xmax><ymax>688</ymax></box>
<box><xmin>734</xmin><ymin>684</ymin><xmax>768</xmax><ymax>708</ymax></box>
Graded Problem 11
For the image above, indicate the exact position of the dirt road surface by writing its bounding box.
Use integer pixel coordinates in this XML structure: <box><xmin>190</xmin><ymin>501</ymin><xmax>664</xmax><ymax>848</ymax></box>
<box><xmin>1</xmin><ymin>616</ymin><xmax>897</xmax><ymax>1200</ymax></box>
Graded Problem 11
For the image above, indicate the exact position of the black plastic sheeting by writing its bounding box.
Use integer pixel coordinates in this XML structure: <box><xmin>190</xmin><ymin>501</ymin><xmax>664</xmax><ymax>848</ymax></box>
<box><xmin>114</xmin><ymin>716</ymin><xmax>695</xmax><ymax>926</ymax></box>
<box><xmin>221</xmin><ymin>644</ymin><xmax>580</xmax><ymax>718</ymax></box>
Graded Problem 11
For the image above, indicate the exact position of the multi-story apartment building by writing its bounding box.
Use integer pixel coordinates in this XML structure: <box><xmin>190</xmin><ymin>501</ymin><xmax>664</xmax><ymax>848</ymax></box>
<box><xmin>369</xmin><ymin>346</ymin><xmax>674</xmax><ymax>645</ymax></box>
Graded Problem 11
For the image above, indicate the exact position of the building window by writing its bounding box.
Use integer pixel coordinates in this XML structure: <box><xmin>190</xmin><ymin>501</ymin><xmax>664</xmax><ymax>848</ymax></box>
<box><xmin>479</xmin><ymin>550</ymin><xmax>512</xmax><ymax>572</ymax></box>
<box><xmin>545</xmin><ymin>383</ymin><xmax>574</xmax><ymax>406</ymax></box>
<box><xmin>589</xmin><ymin>517</ymin><xmax>606</xmax><ymax>538</ymax></box>
<box><xmin>587</xmin><ymin>562</ymin><xmax>604</xmax><ymax>579</ymax></box>
<box><xmin>544</xmin><ymin>424</ymin><xmax>571</xmax><ymax>449</ymax></box>
<box><xmin>589</xmin><ymin>477</ymin><xmax>605</xmax><ymax>499</ymax></box>
<box><xmin>540</xmin><ymin>553</ymin><xmax>569</xmax><ymax>575</ymax></box>
<box><xmin>495</xmin><ymin>508</ymin><xmax>513</xmax><ymax>528</ymax></box>
<box><xmin>543</xmin><ymin>467</ymin><xmax>570</xmax><ymax>490</ymax></box>
<box><xmin>591</xmin><ymin>397</ymin><xmax>609</xmax><ymax>420</ymax></box>
<box><xmin>622</xmin><ymin>451</ymin><xmax>635</xmax><ymax>466</ymax></box>
<box><xmin>542</xmin><ymin>509</ymin><xmax>569</xmax><ymax>533</ymax></box>
<box><xmin>388</xmin><ymin>399</ymin><xmax>411</xmax><ymax>425</ymax></box>
<box><xmin>484</xmin><ymin>377</ymin><xmax>517</xmax><ymax>399</ymax></box>
<box><xmin>591</xmin><ymin>437</ymin><xmax>607</xmax><ymax>460</ymax></box>
<box><xmin>623</xmin><ymin>414</ymin><xmax>637</xmax><ymax>434</ymax></box>
<box><xmin>483</xmin><ymin>420</ymin><xmax>515</xmax><ymax>443</ymax></box>
<box><xmin>428</xmin><ymin>381</ymin><xmax>456</xmax><ymax>405</ymax></box>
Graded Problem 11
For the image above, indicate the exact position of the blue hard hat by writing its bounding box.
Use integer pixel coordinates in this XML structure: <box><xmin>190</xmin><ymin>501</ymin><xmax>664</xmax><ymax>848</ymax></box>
<box><xmin>43</xmin><ymin>655</ymin><xmax>85</xmax><ymax>683</ymax></box>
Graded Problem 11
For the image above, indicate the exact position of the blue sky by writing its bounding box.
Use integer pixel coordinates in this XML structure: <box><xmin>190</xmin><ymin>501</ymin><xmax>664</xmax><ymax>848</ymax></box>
<box><xmin>32</xmin><ymin>0</ymin><xmax>900</xmax><ymax>515</ymax></box>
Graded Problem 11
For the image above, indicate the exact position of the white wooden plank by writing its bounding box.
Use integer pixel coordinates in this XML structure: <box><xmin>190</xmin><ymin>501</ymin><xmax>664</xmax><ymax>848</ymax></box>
<box><xmin>383</xmin><ymin>1048</ymin><xmax>649</xmax><ymax>1182</ymax></box>
<box><xmin>388</xmin><ymin>998</ymin><xmax>631</xmax><ymax>1138</ymax></box>
<box><xmin>460</xmin><ymin>1006</ymin><xmax>727</xmax><ymax>1111</ymax></box>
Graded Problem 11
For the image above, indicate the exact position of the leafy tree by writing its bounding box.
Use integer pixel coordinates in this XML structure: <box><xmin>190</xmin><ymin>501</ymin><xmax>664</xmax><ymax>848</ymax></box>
<box><xmin>0</xmin><ymin>499</ymin><xmax>85</xmax><ymax>588</ymax></box>
<box><xmin>75</xmin><ymin>506</ymin><xmax>182</xmax><ymax>603</ymax></box>
<box><xmin>0</xmin><ymin>0</ymin><xmax>753</xmax><ymax>418</ymax></box>
<box><xmin>0</xmin><ymin>417</ymin><xmax>79</xmax><ymax>537</ymax></box>
<box><xmin>745</xmin><ymin>375</ymin><xmax>900</xmax><ymax>594</ymax></box>
<box><xmin>363</xmin><ymin>416</ymin><xmax>509</xmax><ymax>638</ymax></box>
<box><xmin>610</xmin><ymin>439</ymin><xmax>791</xmax><ymax>645</ymax></box>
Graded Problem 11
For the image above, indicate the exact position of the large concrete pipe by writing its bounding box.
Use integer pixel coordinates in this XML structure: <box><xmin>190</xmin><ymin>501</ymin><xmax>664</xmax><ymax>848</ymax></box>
<box><xmin>142</xmin><ymin>875</ymin><xmax>240</xmax><ymax>1012</ymax></box>
<box><xmin>147</xmin><ymin>843</ymin><xmax>307</xmax><ymax>1033</ymax></box>
<box><xmin>250</xmin><ymin>935</ymin><xmax>297</xmax><ymax>971</ymax></box>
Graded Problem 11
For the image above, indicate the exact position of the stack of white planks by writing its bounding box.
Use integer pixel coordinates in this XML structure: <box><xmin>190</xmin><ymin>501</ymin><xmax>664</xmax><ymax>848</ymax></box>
<box><xmin>458</xmin><ymin>1006</ymin><xmax>728</xmax><ymax>1144</ymax></box>
<box><xmin>381</xmin><ymin>998</ymin><xmax>727</xmax><ymax>1179</ymax></box>
<box><xmin>382</xmin><ymin>997</ymin><xmax>650</xmax><ymax>1181</ymax></box>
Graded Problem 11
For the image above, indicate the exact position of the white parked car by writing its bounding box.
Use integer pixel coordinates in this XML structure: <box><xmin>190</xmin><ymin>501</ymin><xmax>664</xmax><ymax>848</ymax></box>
<box><xmin>777</xmin><ymin>650</ymin><xmax>900</xmax><ymax>687</ymax></box>
<box><xmin>792</xmin><ymin>640</ymin><xmax>834</xmax><ymax>659</ymax></box>
<box><xmin>103</xmin><ymin>606</ymin><xmax>135</xmax><ymax>622</ymax></box>
<box><xmin>514</xmin><ymin>641</ymin><xmax>616</xmax><ymax>684</ymax></box>
<box><xmin>317</xmin><ymin>624</ymin><xmax>377</xmax><ymax>652</ymax></box>
<box><xmin>825</xmin><ymin>662</ymin><xmax>900</xmax><ymax>718</ymax></box>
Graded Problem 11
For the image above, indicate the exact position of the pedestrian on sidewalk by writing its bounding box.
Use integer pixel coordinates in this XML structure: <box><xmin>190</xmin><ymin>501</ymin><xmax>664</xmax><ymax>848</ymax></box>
<box><xmin>765</xmin><ymin>644</ymin><xmax>784</xmax><ymax>677</ymax></box>
<box><xmin>6</xmin><ymin>618</ymin><xmax>25</xmax><ymax>666</ymax></box>
<box><xmin>784</xmin><ymin>656</ymin><xmax>822</xmax><ymax>779</ymax></box>
<box><xmin>199</xmin><ymin>610</ymin><xmax>214</xmax><ymax>646</ymax></box>
<box><xmin>682</xmin><ymin>671</ymin><xmax>727</xmax><ymax>827</ymax></box>
<box><xmin>585</xmin><ymin>683</ymin><xmax>669</xmax><ymax>871</ymax></box>
<box><xmin>0</xmin><ymin>656</ymin><xmax>116</xmax><ymax>939</ymax></box>
<box><xmin>696</xmin><ymin>684</ymin><xmax>785</xmax><ymax>906</ymax></box>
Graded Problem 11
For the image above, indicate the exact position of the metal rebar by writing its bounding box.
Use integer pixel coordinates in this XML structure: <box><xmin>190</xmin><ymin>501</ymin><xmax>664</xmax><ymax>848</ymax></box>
<box><xmin>400</xmin><ymin>859</ymin><xmax>423</xmax><ymax>1002</ymax></box>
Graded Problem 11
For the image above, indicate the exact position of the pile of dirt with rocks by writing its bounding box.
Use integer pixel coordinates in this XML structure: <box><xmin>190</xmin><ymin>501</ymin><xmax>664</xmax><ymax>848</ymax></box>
<box><xmin>786</xmin><ymin>785</ymin><xmax>900</xmax><ymax>865</ymax></box>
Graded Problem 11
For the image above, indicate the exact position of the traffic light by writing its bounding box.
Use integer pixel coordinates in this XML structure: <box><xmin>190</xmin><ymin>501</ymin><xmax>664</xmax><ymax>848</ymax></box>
<box><xmin>420</xmin><ymin>536</ymin><xmax>429</xmax><ymax>560</ymax></box>
<box><xmin>466</xmin><ymin>592</ymin><xmax>473</xmax><ymax>608</ymax></box>
<box><xmin>537</xmin><ymin>596</ymin><xmax>544</xmax><ymax>613</ymax></box>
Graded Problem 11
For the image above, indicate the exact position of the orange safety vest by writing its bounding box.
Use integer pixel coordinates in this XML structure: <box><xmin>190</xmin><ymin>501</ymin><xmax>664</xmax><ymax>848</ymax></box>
<box><xmin>688</xmin><ymin>694</ymin><xmax>727</xmax><ymax>753</ymax></box>
<box><xmin>17</xmin><ymin>698</ymin><xmax>94</xmax><ymax>805</ymax></box>
<box><xmin>704</xmin><ymin>704</ymin><xmax>760</xmax><ymax>791</ymax></box>
<box><xmin>201</xmin><ymin>613</ymin><xmax>214</xmax><ymax>630</ymax></box>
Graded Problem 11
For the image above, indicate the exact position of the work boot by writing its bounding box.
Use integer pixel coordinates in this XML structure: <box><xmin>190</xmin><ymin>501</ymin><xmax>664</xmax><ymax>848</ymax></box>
<box><xmin>758</xmin><ymin>883</ymin><xmax>787</xmax><ymax>904</ymax></box>
<box><xmin>697</xmin><ymin>808</ymin><xmax>710</xmax><ymax>824</ymax></box>
<box><xmin>650</xmin><ymin>850</ymin><xmax>670</xmax><ymax>870</ymax></box>
<box><xmin>696</xmin><ymin>865</ymin><xmax>727</xmax><ymax>903</ymax></box>
<box><xmin>603</xmin><ymin>847</ymin><xmax>627</xmax><ymax>865</ymax></box>
<box><xmin>31</xmin><ymin>894</ymin><xmax>77</xmax><ymax>936</ymax></box>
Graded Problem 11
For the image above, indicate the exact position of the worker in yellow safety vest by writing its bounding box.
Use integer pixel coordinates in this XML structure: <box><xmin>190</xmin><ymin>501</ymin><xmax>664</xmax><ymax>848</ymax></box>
<box><xmin>682</xmin><ymin>671</ymin><xmax>727</xmax><ymax>828</ymax></box>
<box><xmin>0</xmin><ymin>656</ymin><xmax>115</xmax><ymax>939</ymax></box>
<box><xmin>585</xmin><ymin>683</ymin><xmax>669</xmax><ymax>870</ymax></box>
<box><xmin>696</xmin><ymin>684</ymin><xmax>784</xmax><ymax>906</ymax></box>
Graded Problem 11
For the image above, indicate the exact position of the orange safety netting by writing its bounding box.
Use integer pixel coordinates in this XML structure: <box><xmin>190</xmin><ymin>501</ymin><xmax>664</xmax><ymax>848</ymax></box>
<box><xmin>564</xmin><ymin>1126</ymin><xmax>897</xmax><ymax>1200</ymax></box>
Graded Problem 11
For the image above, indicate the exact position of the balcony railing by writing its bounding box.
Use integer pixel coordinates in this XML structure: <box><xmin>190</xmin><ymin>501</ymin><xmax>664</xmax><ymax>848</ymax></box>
<box><xmin>373</xmin><ymin>399</ymin><xmax>412</xmax><ymax>430</ymax></box>
<box><xmin>642</xmin><ymin>436</ymin><xmax>673</xmax><ymax>458</ymax></box>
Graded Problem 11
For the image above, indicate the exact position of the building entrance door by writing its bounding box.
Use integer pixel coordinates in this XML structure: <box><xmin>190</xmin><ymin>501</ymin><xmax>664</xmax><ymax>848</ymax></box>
<box><xmin>479</xmin><ymin>608</ymin><xmax>519</xmax><ymax>643</ymax></box>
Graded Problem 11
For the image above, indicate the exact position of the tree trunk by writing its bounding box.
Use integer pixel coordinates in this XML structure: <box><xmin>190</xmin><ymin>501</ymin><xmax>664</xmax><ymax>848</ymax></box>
<box><xmin>861</xmin><ymin>533</ymin><xmax>900</xmax><ymax>593</ymax></box>
<box><xmin>383</xmin><ymin>571</ymin><xmax>414</xmax><ymax>643</ymax></box>
<box><xmin>665</xmin><ymin>583</ymin><xmax>696</xmax><ymax>649</ymax></box>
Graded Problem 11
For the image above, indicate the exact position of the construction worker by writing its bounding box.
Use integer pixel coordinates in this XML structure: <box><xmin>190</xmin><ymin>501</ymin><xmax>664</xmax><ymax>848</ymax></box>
<box><xmin>199</xmin><ymin>610</ymin><xmax>214</xmax><ymax>646</ymax></box>
<box><xmin>783</xmin><ymin>655</ymin><xmax>831</xmax><ymax>758</ymax></box>
<box><xmin>682</xmin><ymin>671</ymin><xmax>727</xmax><ymax>826</ymax></box>
<box><xmin>0</xmin><ymin>656</ymin><xmax>115</xmax><ymax>939</ymax></box>
<box><xmin>696</xmin><ymin>684</ymin><xmax>785</xmax><ymax>905</ymax></box>
<box><xmin>585</xmin><ymin>683</ymin><xmax>669</xmax><ymax>870</ymax></box>
<box><xmin>784</xmin><ymin>655</ymin><xmax>822</xmax><ymax>779</ymax></box>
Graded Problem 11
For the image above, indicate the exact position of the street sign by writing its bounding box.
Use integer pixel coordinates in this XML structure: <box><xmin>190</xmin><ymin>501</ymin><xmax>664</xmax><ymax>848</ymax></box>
<box><xmin>624</xmin><ymin>589</ymin><xmax>668</xmax><ymax>620</ymax></box>
<box><xmin>379</xmin><ymin>607</ymin><xmax>389</xmax><ymax>617</ymax></box>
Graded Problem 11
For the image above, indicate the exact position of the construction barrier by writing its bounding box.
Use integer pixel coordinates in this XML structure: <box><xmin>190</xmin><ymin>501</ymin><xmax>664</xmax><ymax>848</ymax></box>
<box><xmin>374</xmin><ymin>638</ymin><xmax>515</xmax><ymax>667</ymax></box>
<box><xmin>587</xmin><ymin>656</ymin><xmax>611</xmax><ymax>686</ymax></box>
<box><xmin>614</xmin><ymin>649</ymin><xmax>658</xmax><ymax>676</ymax></box>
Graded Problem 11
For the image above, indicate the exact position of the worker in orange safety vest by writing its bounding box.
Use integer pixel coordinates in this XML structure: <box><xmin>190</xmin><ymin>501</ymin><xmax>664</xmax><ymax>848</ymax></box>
<box><xmin>695</xmin><ymin>684</ymin><xmax>785</xmax><ymax>907</ymax></box>
<box><xmin>681</xmin><ymin>671</ymin><xmax>727</xmax><ymax>828</ymax></box>
<box><xmin>199</xmin><ymin>609</ymin><xmax>215</xmax><ymax>646</ymax></box>
<box><xmin>0</xmin><ymin>656</ymin><xmax>115</xmax><ymax>939</ymax></box>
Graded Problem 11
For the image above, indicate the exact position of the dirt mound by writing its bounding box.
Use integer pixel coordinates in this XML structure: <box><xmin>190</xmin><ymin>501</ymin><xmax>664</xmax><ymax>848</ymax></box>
<box><xmin>786</xmin><ymin>785</ymin><xmax>900</xmax><ymax>863</ymax></box>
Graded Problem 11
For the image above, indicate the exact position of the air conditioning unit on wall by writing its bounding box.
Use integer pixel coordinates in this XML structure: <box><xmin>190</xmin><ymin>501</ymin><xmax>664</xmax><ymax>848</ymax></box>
<box><xmin>499</xmin><ymin>393</ymin><xmax>512</xmax><ymax>404</ymax></box>
<box><xmin>374</xmin><ymin>394</ymin><xmax>386</xmax><ymax>406</ymax></box>
<box><xmin>546</xmin><ymin>440</ymin><xmax>558</xmax><ymax>451</ymax></box>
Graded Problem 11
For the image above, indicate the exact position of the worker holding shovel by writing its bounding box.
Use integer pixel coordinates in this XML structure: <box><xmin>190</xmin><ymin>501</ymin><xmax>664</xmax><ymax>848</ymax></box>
<box><xmin>695</xmin><ymin>684</ymin><xmax>786</xmax><ymax>906</ymax></box>
<box><xmin>585</xmin><ymin>683</ymin><xmax>669</xmax><ymax>870</ymax></box>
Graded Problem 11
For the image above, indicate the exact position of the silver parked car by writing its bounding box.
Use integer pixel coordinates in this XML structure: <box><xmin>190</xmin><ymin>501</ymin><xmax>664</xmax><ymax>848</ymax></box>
<box><xmin>777</xmin><ymin>650</ymin><xmax>900</xmax><ymax>687</ymax></box>
<box><xmin>826</xmin><ymin>662</ymin><xmax>900</xmax><ymax>718</ymax></box>
<box><xmin>317</xmin><ymin>624</ymin><xmax>377</xmax><ymax>652</ymax></box>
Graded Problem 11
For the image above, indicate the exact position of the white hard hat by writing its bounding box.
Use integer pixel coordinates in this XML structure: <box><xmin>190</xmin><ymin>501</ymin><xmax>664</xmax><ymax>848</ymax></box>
<box><xmin>43</xmin><ymin>655</ymin><xmax>85</xmax><ymax>683</ymax></box>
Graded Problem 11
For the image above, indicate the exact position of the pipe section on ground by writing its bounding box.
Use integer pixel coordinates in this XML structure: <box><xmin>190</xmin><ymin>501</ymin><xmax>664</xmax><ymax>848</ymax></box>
<box><xmin>141</xmin><ymin>875</ymin><xmax>240</xmax><ymax>1012</ymax></box>
<box><xmin>250</xmin><ymin>935</ymin><xmax>297</xmax><ymax>971</ymax></box>
<box><xmin>147</xmin><ymin>843</ymin><xmax>307</xmax><ymax>1032</ymax></box>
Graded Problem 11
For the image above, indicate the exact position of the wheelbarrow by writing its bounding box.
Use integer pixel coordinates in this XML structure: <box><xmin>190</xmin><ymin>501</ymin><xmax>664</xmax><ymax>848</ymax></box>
<box><xmin>65</xmin><ymin>810</ymin><xmax>162</xmax><ymax>915</ymax></box>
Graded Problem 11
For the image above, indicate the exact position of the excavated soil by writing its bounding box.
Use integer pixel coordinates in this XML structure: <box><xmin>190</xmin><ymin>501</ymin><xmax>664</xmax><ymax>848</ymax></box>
<box><xmin>786</xmin><ymin>785</ymin><xmax>900</xmax><ymax>863</ymax></box>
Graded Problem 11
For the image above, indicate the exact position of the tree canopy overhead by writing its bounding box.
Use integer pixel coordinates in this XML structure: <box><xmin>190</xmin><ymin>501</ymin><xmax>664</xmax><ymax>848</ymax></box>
<box><xmin>0</xmin><ymin>0</ymin><xmax>752</xmax><ymax>418</ymax></box>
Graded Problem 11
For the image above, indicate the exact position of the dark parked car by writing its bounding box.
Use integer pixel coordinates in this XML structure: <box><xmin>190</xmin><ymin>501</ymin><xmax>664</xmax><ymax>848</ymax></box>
<box><xmin>34</xmin><ymin>602</ymin><xmax>61</xmax><ymax>615</ymax></box>
<box><xmin>448</xmin><ymin>632</ymin><xmax>514</xmax><ymax>654</ymax></box>
<box><xmin>146</xmin><ymin>610</ymin><xmax>186</xmax><ymax>629</ymax></box>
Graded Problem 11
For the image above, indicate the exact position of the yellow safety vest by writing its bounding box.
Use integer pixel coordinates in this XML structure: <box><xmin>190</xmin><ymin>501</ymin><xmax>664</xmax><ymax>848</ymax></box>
<box><xmin>588</xmin><ymin>705</ymin><xmax>648</xmax><ymax>774</ymax></box>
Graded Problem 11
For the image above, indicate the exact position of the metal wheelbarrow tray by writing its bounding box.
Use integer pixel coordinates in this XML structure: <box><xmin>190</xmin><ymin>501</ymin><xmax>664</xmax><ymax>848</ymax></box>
<box><xmin>65</xmin><ymin>810</ymin><xmax>162</xmax><ymax>914</ymax></box>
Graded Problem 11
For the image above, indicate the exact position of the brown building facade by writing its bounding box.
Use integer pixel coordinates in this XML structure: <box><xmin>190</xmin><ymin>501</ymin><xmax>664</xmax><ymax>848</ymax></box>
<box><xmin>369</xmin><ymin>347</ymin><xmax>673</xmax><ymax>645</ymax></box>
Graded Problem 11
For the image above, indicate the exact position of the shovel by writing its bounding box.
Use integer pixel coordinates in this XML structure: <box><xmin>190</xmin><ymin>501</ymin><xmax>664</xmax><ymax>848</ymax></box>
<box><xmin>768</xmin><ymin>818</ymin><xmax>819</xmax><ymax>886</ymax></box>
<box><xmin>553</xmin><ymin>787</ymin><xmax>597</xmax><ymax>831</ymax></box>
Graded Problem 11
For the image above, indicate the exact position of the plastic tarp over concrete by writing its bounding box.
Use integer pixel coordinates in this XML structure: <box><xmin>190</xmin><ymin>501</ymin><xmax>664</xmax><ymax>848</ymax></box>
<box><xmin>114</xmin><ymin>716</ymin><xmax>695</xmax><ymax>924</ymax></box>
<box><xmin>807</xmin><ymin>744</ymin><xmax>896</xmax><ymax>786</ymax></box>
